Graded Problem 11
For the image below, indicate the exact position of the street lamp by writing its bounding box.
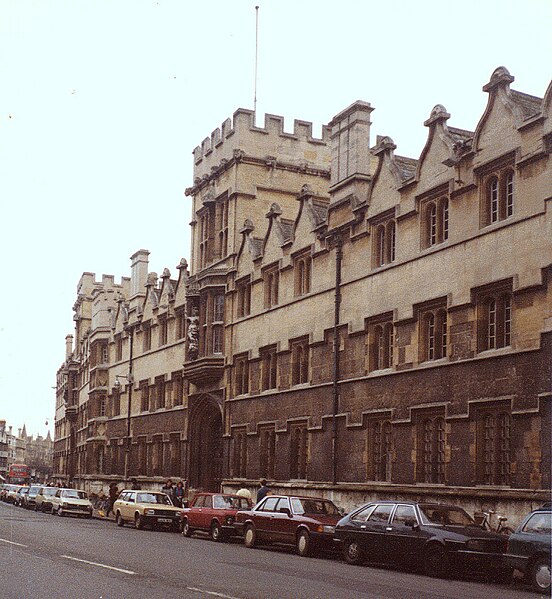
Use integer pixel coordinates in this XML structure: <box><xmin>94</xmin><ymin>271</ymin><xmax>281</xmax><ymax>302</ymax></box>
<box><xmin>114</xmin><ymin>372</ymin><xmax>134</xmax><ymax>485</ymax></box>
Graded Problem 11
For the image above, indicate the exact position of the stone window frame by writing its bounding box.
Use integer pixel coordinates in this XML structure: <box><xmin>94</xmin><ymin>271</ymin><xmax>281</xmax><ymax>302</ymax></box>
<box><xmin>158</xmin><ymin>316</ymin><xmax>168</xmax><ymax>347</ymax></box>
<box><xmin>139</xmin><ymin>380</ymin><xmax>150</xmax><ymax>413</ymax></box>
<box><xmin>474</xmin><ymin>279</ymin><xmax>513</xmax><ymax>353</ymax></box>
<box><xmin>233</xmin><ymin>353</ymin><xmax>250</xmax><ymax>396</ymax></box>
<box><xmin>367</xmin><ymin>417</ymin><xmax>393</xmax><ymax>482</ymax></box>
<box><xmin>232</xmin><ymin>427</ymin><xmax>248</xmax><ymax>478</ymax></box>
<box><xmin>260</xmin><ymin>345</ymin><xmax>278</xmax><ymax>391</ymax></box>
<box><xmin>154</xmin><ymin>375</ymin><xmax>165</xmax><ymax>410</ymax></box>
<box><xmin>474</xmin><ymin>403</ymin><xmax>511</xmax><ymax>486</ymax></box>
<box><xmin>416</xmin><ymin>299</ymin><xmax>448</xmax><ymax>363</ymax></box>
<box><xmin>111</xmin><ymin>387</ymin><xmax>121</xmax><ymax>417</ymax></box>
<box><xmin>236</xmin><ymin>276</ymin><xmax>252</xmax><ymax>318</ymax></box>
<box><xmin>476</xmin><ymin>152</ymin><xmax>516</xmax><ymax>228</ymax></box>
<box><xmin>367</xmin><ymin>313</ymin><xmax>395</xmax><ymax>371</ymax></box>
<box><xmin>371</xmin><ymin>209</ymin><xmax>396</xmax><ymax>268</ymax></box>
<box><xmin>171</xmin><ymin>371</ymin><xmax>184</xmax><ymax>406</ymax></box>
<box><xmin>263</xmin><ymin>262</ymin><xmax>280</xmax><ymax>309</ymax></box>
<box><xmin>415</xmin><ymin>411</ymin><xmax>446</xmax><ymax>484</ymax></box>
<box><xmin>421</xmin><ymin>196</ymin><xmax>449</xmax><ymax>248</ymax></box>
<box><xmin>290</xmin><ymin>336</ymin><xmax>310</xmax><ymax>386</ymax></box>
<box><xmin>289</xmin><ymin>421</ymin><xmax>308</xmax><ymax>480</ymax></box>
<box><xmin>114</xmin><ymin>334</ymin><xmax>123</xmax><ymax>362</ymax></box>
<box><xmin>142</xmin><ymin>321</ymin><xmax>152</xmax><ymax>352</ymax></box>
<box><xmin>293</xmin><ymin>250</ymin><xmax>312</xmax><ymax>297</ymax></box>
<box><xmin>175</xmin><ymin>309</ymin><xmax>186</xmax><ymax>340</ymax></box>
<box><xmin>259</xmin><ymin>425</ymin><xmax>276</xmax><ymax>479</ymax></box>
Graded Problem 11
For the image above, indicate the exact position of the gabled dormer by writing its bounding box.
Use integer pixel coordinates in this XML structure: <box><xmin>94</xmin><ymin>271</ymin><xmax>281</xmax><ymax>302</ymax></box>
<box><xmin>413</xmin><ymin>105</ymin><xmax>472</xmax><ymax>193</ymax></box>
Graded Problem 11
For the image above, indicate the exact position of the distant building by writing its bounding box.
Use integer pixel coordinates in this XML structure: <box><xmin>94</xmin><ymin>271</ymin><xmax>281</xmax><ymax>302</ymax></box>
<box><xmin>54</xmin><ymin>67</ymin><xmax>551</xmax><ymax>522</ymax></box>
<box><xmin>0</xmin><ymin>421</ymin><xmax>8</xmax><ymax>480</ymax></box>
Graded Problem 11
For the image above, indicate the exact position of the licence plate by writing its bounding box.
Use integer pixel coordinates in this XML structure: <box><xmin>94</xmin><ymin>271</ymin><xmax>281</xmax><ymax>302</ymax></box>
<box><xmin>158</xmin><ymin>518</ymin><xmax>171</xmax><ymax>523</ymax></box>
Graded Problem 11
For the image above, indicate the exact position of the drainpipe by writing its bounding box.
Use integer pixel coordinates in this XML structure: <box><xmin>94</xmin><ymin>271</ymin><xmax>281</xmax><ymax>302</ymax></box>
<box><xmin>331</xmin><ymin>232</ymin><xmax>343</xmax><ymax>485</ymax></box>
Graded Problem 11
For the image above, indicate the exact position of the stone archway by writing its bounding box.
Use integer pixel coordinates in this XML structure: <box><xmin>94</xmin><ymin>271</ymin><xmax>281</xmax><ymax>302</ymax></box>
<box><xmin>188</xmin><ymin>395</ymin><xmax>223</xmax><ymax>492</ymax></box>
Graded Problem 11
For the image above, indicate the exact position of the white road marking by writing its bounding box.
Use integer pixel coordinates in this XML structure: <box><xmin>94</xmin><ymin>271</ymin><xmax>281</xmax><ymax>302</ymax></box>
<box><xmin>186</xmin><ymin>588</ymin><xmax>242</xmax><ymax>599</ymax></box>
<box><xmin>0</xmin><ymin>537</ymin><xmax>27</xmax><ymax>547</ymax></box>
<box><xmin>60</xmin><ymin>555</ymin><xmax>135</xmax><ymax>574</ymax></box>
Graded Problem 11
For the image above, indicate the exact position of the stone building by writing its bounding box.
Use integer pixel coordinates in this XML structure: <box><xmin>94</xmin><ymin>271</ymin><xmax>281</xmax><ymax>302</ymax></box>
<box><xmin>54</xmin><ymin>67</ymin><xmax>551</xmax><ymax>521</ymax></box>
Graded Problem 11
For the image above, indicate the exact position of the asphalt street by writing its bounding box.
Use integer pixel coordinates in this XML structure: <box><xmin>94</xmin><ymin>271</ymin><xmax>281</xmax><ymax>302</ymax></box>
<box><xmin>0</xmin><ymin>501</ymin><xmax>538</xmax><ymax>599</ymax></box>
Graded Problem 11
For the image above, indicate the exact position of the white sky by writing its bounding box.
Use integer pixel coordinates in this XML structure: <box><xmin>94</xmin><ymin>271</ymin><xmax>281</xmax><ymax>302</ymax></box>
<box><xmin>0</xmin><ymin>0</ymin><xmax>550</xmax><ymax>439</ymax></box>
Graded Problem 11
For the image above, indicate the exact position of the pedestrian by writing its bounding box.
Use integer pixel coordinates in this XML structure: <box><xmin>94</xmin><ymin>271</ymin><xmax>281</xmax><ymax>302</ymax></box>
<box><xmin>236</xmin><ymin>487</ymin><xmax>252</xmax><ymax>501</ymax></box>
<box><xmin>173</xmin><ymin>480</ymin><xmax>186</xmax><ymax>507</ymax></box>
<box><xmin>130</xmin><ymin>478</ymin><xmax>140</xmax><ymax>490</ymax></box>
<box><xmin>106</xmin><ymin>482</ymin><xmax>119</xmax><ymax>517</ymax></box>
<box><xmin>161</xmin><ymin>478</ymin><xmax>174</xmax><ymax>502</ymax></box>
<box><xmin>256</xmin><ymin>479</ymin><xmax>270</xmax><ymax>502</ymax></box>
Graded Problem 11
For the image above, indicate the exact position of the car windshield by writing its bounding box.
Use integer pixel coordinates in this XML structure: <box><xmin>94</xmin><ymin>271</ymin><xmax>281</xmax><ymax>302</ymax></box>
<box><xmin>136</xmin><ymin>493</ymin><xmax>172</xmax><ymax>505</ymax></box>
<box><xmin>419</xmin><ymin>505</ymin><xmax>474</xmax><ymax>526</ymax></box>
<box><xmin>213</xmin><ymin>495</ymin><xmax>250</xmax><ymax>509</ymax></box>
<box><xmin>45</xmin><ymin>488</ymin><xmax>57</xmax><ymax>496</ymax></box>
<box><xmin>291</xmin><ymin>498</ymin><xmax>340</xmax><ymax>516</ymax></box>
<box><xmin>62</xmin><ymin>490</ymin><xmax>87</xmax><ymax>499</ymax></box>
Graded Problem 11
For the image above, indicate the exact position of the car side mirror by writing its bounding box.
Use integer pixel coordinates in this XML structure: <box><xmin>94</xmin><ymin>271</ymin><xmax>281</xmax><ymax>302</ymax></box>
<box><xmin>279</xmin><ymin>507</ymin><xmax>292</xmax><ymax>517</ymax></box>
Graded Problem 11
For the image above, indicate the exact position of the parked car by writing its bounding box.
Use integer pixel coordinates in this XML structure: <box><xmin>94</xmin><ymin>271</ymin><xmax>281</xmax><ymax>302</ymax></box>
<box><xmin>23</xmin><ymin>485</ymin><xmax>44</xmax><ymax>510</ymax></box>
<box><xmin>4</xmin><ymin>485</ymin><xmax>25</xmax><ymax>504</ymax></box>
<box><xmin>0</xmin><ymin>484</ymin><xmax>14</xmax><ymax>501</ymax></box>
<box><xmin>235</xmin><ymin>495</ymin><xmax>342</xmax><ymax>557</ymax></box>
<box><xmin>505</xmin><ymin>504</ymin><xmax>551</xmax><ymax>594</ymax></box>
<box><xmin>334</xmin><ymin>501</ymin><xmax>511</xmax><ymax>580</ymax></box>
<box><xmin>113</xmin><ymin>490</ymin><xmax>184</xmax><ymax>530</ymax></box>
<box><xmin>14</xmin><ymin>486</ymin><xmax>30</xmax><ymax>507</ymax></box>
<box><xmin>50</xmin><ymin>488</ymin><xmax>93</xmax><ymax>518</ymax></box>
<box><xmin>181</xmin><ymin>492</ymin><xmax>252</xmax><ymax>541</ymax></box>
<box><xmin>35</xmin><ymin>486</ymin><xmax>58</xmax><ymax>512</ymax></box>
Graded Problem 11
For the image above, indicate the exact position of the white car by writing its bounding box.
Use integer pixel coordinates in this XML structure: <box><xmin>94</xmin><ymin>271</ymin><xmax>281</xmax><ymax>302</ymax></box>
<box><xmin>50</xmin><ymin>488</ymin><xmax>93</xmax><ymax>518</ymax></box>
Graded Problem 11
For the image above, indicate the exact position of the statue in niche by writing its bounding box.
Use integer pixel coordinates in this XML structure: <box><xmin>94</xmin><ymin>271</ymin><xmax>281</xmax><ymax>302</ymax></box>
<box><xmin>187</xmin><ymin>306</ymin><xmax>199</xmax><ymax>360</ymax></box>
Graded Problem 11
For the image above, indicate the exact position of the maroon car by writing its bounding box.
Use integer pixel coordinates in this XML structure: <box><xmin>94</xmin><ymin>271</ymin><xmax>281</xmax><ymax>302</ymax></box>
<box><xmin>235</xmin><ymin>495</ymin><xmax>342</xmax><ymax>557</ymax></box>
<box><xmin>181</xmin><ymin>493</ymin><xmax>252</xmax><ymax>541</ymax></box>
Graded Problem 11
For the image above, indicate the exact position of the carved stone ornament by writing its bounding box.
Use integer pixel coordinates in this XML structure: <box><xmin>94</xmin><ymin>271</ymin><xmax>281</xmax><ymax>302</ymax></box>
<box><xmin>186</xmin><ymin>306</ymin><xmax>200</xmax><ymax>360</ymax></box>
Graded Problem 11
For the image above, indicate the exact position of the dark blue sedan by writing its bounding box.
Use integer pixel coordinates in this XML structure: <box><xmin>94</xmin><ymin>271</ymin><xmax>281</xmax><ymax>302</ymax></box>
<box><xmin>505</xmin><ymin>504</ymin><xmax>551</xmax><ymax>594</ymax></box>
<box><xmin>334</xmin><ymin>501</ymin><xmax>511</xmax><ymax>580</ymax></box>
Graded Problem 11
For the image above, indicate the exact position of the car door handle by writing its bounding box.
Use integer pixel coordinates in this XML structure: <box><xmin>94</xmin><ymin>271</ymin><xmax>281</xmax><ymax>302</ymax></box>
<box><xmin>386</xmin><ymin>527</ymin><xmax>393</xmax><ymax>531</ymax></box>
<box><xmin>360</xmin><ymin>525</ymin><xmax>367</xmax><ymax>529</ymax></box>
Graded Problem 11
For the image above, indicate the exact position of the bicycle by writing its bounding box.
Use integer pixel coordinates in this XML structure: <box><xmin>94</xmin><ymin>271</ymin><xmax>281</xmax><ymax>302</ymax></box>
<box><xmin>474</xmin><ymin>509</ymin><xmax>514</xmax><ymax>535</ymax></box>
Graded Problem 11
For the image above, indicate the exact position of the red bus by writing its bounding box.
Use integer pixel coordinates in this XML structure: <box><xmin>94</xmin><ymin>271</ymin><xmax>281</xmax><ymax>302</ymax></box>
<box><xmin>7</xmin><ymin>463</ymin><xmax>31</xmax><ymax>484</ymax></box>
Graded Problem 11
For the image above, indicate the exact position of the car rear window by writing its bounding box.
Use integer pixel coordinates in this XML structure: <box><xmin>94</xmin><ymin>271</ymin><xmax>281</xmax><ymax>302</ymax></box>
<box><xmin>522</xmin><ymin>512</ymin><xmax>552</xmax><ymax>535</ymax></box>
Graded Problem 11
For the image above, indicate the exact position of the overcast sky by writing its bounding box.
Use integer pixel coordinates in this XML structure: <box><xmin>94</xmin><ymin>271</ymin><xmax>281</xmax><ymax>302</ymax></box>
<box><xmin>0</xmin><ymin>0</ymin><xmax>550</xmax><ymax>439</ymax></box>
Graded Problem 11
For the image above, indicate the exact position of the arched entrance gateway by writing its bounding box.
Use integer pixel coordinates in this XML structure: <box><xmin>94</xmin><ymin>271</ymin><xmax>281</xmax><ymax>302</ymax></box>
<box><xmin>188</xmin><ymin>394</ymin><xmax>223</xmax><ymax>492</ymax></box>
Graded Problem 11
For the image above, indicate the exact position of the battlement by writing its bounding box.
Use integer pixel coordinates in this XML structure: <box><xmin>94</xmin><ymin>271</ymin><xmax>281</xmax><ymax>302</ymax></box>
<box><xmin>77</xmin><ymin>272</ymin><xmax>130</xmax><ymax>296</ymax></box>
<box><xmin>192</xmin><ymin>108</ymin><xmax>331</xmax><ymax>180</ymax></box>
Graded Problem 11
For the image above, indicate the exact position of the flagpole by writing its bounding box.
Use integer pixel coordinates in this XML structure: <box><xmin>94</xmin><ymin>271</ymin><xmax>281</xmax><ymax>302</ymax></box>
<box><xmin>254</xmin><ymin>5</ymin><xmax>259</xmax><ymax>119</ymax></box>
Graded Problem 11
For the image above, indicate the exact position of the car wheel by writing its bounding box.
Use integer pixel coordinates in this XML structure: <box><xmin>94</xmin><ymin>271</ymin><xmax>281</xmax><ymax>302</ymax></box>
<box><xmin>424</xmin><ymin>544</ymin><xmax>448</xmax><ymax>578</ymax></box>
<box><xmin>530</xmin><ymin>556</ymin><xmax>551</xmax><ymax>594</ymax></box>
<box><xmin>181</xmin><ymin>520</ymin><xmax>193</xmax><ymax>537</ymax></box>
<box><xmin>57</xmin><ymin>507</ymin><xmax>64</xmax><ymax>517</ymax></box>
<box><xmin>244</xmin><ymin>524</ymin><xmax>257</xmax><ymax>548</ymax></box>
<box><xmin>343</xmin><ymin>538</ymin><xmax>364</xmax><ymax>565</ymax></box>
<box><xmin>116</xmin><ymin>512</ymin><xmax>124</xmax><ymax>527</ymax></box>
<box><xmin>210</xmin><ymin>521</ymin><xmax>224</xmax><ymax>542</ymax></box>
<box><xmin>296</xmin><ymin>530</ymin><xmax>312</xmax><ymax>557</ymax></box>
<box><xmin>134</xmin><ymin>514</ymin><xmax>144</xmax><ymax>530</ymax></box>
<box><xmin>34</xmin><ymin>504</ymin><xmax>38</xmax><ymax>512</ymax></box>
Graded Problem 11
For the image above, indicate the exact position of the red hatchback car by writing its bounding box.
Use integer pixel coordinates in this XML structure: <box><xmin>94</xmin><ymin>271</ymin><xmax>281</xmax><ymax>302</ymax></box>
<box><xmin>235</xmin><ymin>495</ymin><xmax>342</xmax><ymax>557</ymax></box>
<box><xmin>181</xmin><ymin>493</ymin><xmax>252</xmax><ymax>541</ymax></box>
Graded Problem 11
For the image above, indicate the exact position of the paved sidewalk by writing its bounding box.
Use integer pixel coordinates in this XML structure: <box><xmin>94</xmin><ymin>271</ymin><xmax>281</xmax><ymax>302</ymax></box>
<box><xmin>92</xmin><ymin>508</ymin><xmax>115</xmax><ymax>521</ymax></box>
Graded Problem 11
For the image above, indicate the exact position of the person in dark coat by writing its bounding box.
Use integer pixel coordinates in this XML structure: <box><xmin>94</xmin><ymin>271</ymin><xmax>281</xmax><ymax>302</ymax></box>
<box><xmin>256</xmin><ymin>479</ymin><xmax>270</xmax><ymax>503</ymax></box>
<box><xmin>106</xmin><ymin>482</ymin><xmax>119</xmax><ymax>517</ymax></box>
<box><xmin>173</xmin><ymin>480</ymin><xmax>186</xmax><ymax>507</ymax></box>
<box><xmin>161</xmin><ymin>479</ymin><xmax>174</xmax><ymax>503</ymax></box>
